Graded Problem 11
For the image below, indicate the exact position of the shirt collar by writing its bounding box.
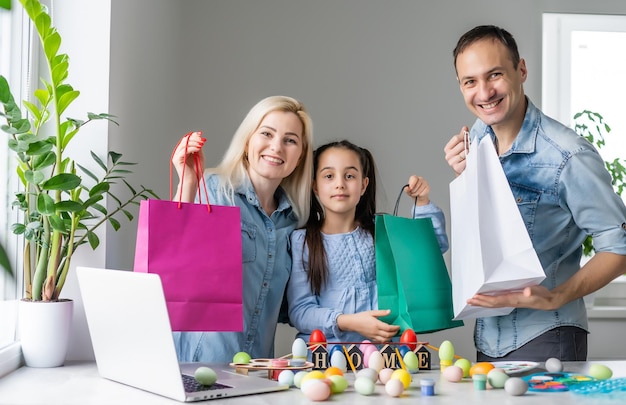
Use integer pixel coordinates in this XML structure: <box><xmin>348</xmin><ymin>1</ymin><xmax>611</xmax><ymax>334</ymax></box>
<box><xmin>234</xmin><ymin>176</ymin><xmax>294</xmax><ymax>215</ymax></box>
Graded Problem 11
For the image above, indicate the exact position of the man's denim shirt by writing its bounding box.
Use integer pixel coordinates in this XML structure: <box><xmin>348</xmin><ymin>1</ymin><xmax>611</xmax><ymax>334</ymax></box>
<box><xmin>469</xmin><ymin>98</ymin><xmax>626</xmax><ymax>357</ymax></box>
<box><xmin>174</xmin><ymin>174</ymin><xmax>297</xmax><ymax>362</ymax></box>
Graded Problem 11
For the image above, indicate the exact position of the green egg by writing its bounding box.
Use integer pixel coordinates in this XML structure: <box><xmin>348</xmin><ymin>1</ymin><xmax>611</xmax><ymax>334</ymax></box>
<box><xmin>439</xmin><ymin>340</ymin><xmax>455</xmax><ymax>362</ymax></box>
<box><xmin>454</xmin><ymin>358</ymin><xmax>472</xmax><ymax>377</ymax></box>
<box><xmin>403</xmin><ymin>351</ymin><xmax>419</xmax><ymax>371</ymax></box>
<box><xmin>232</xmin><ymin>351</ymin><xmax>251</xmax><ymax>364</ymax></box>
<box><xmin>194</xmin><ymin>367</ymin><xmax>217</xmax><ymax>386</ymax></box>
<box><xmin>329</xmin><ymin>375</ymin><xmax>348</xmax><ymax>394</ymax></box>
<box><xmin>588</xmin><ymin>364</ymin><xmax>613</xmax><ymax>380</ymax></box>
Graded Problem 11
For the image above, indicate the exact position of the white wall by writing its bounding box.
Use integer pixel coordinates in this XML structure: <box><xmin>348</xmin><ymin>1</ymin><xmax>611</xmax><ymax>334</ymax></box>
<box><xmin>63</xmin><ymin>0</ymin><xmax>626</xmax><ymax>360</ymax></box>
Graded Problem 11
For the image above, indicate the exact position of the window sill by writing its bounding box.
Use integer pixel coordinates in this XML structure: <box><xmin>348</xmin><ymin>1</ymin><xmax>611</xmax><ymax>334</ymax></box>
<box><xmin>0</xmin><ymin>342</ymin><xmax>22</xmax><ymax>379</ymax></box>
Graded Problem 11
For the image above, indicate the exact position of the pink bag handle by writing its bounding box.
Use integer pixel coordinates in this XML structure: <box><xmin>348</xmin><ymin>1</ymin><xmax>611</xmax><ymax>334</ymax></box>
<box><xmin>169</xmin><ymin>132</ymin><xmax>211</xmax><ymax>212</ymax></box>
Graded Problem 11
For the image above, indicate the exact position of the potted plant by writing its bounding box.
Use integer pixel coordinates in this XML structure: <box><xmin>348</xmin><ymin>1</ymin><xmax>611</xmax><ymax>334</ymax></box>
<box><xmin>0</xmin><ymin>0</ymin><xmax>157</xmax><ymax>366</ymax></box>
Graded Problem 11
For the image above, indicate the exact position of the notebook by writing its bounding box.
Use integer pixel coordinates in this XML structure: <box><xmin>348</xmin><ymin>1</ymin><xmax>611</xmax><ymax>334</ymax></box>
<box><xmin>76</xmin><ymin>266</ymin><xmax>288</xmax><ymax>402</ymax></box>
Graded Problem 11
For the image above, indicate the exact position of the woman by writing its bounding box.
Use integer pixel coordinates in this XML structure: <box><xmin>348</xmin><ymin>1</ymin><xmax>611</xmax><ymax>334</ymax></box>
<box><xmin>171</xmin><ymin>96</ymin><xmax>313</xmax><ymax>362</ymax></box>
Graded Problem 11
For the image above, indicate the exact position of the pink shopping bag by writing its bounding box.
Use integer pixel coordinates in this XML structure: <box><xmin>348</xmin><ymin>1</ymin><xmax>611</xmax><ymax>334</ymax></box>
<box><xmin>134</xmin><ymin>134</ymin><xmax>243</xmax><ymax>331</ymax></box>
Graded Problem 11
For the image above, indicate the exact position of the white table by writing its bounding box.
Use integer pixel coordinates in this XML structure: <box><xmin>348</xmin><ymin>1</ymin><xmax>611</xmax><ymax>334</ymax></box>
<box><xmin>0</xmin><ymin>361</ymin><xmax>625</xmax><ymax>404</ymax></box>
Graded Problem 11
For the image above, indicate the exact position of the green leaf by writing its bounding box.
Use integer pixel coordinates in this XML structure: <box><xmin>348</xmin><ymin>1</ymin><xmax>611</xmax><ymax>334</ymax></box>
<box><xmin>82</xmin><ymin>194</ymin><xmax>103</xmax><ymax>208</ymax></box>
<box><xmin>89</xmin><ymin>182</ymin><xmax>110</xmax><ymax>197</ymax></box>
<box><xmin>48</xmin><ymin>214</ymin><xmax>66</xmax><ymax>233</ymax></box>
<box><xmin>91</xmin><ymin>151</ymin><xmax>107</xmax><ymax>172</ymax></box>
<box><xmin>11</xmin><ymin>223</ymin><xmax>26</xmax><ymax>235</ymax></box>
<box><xmin>57</xmin><ymin>89</ymin><xmax>79</xmax><ymax>116</ymax></box>
<box><xmin>76</xmin><ymin>164</ymin><xmax>99</xmax><ymax>183</ymax></box>
<box><xmin>24</xmin><ymin>170</ymin><xmax>45</xmax><ymax>185</ymax></box>
<box><xmin>42</xmin><ymin>173</ymin><xmax>81</xmax><ymax>190</ymax></box>
<box><xmin>108</xmin><ymin>217</ymin><xmax>120</xmax><ymax>231</ymax></box>
<box><xmin>91</xmin><ymin>202</ymin><xmax>107</xmax><ymax>215</ymax></box>
<box><xmin>122</xmin><ymin>209</ymin><xmax>133</xmax><ymax>221</ymax></box>
<box><xmin>33</xmin><ymin>151</ymin><xmax>56</xmax><ymax>170</ymax></box>
<box><xmin>123</xmin><ymin>179</ymin><xmax>137</xmax><ymax>194</ymax></box>
<box><xmin>87</xmin><ymin>231</ymin><xmax>100</xmax><ymax>249</ymax></box>
<box><xmin>36</xmin><ymin>193</ymin><xmax>56</xmax><ymax>215</ymax></box>
<box><xmin>55</xmin><ymin>200</ymin><xmax>83</xmax><ymax>213</ymax></box>
<box><xmin>109</xmin><ymin>151</ymin><xmax>122</xmax><ymax>164</ymax></box>
<box><xmin>43</xmin><ymin>31</ymin><xmax>61</xmax><ymax>65</ymax></box>
<box><xmin>26</xmin><ymin>139</ymin><xmax>53</xmax><ymax>155</ymax></box>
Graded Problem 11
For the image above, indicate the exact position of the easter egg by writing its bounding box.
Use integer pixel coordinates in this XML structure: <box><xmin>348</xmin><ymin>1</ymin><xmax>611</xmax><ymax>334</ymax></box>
<box><xmin>361</xmin><ymin>344</ymin><xmax>377</xmax><ymax>368</ymax></box>
<box><xmin>232</xmin><ymin>351</ymin><xmax>251</xmax><ymax>364</ymax></box>
<box><xmin>368</xmin><ymin>351</ymin><xmax>385</xmax><ymax>372</ymax></box>
<box><xmin>277</xmin><ymin>369</ymin><xmax>295</xmax><ymax>387</ymax></box>
<box><xmin>504</xmin><ymin>377</ymin><xmax>528</xmax><ymax>396</ymax></box>
<box><xmin>194</xmin><ymin>366</ymin><xmax>217</xmax><ymax>386</ymax></box>
<box><xmin>487</xmin><ymin>368</ymin><xmax>509</xmax><ymax>388</ymax></box>
<box><xmin>390</xmin><ymin>368</ymin><xmax>412</xmax><ymax>389</ymax></box>
<box><xmin>291</xmin><ymin>338</ymin><xmax>308</xmax><ymax>359</ymax></box>
<box><xmin>324</xmin><ymin>366</ymin><xmax>344</xmax><ymax>378</ymax></box>
<box><xmin>329</xmin><ymin>345</ymin><xmax>344</xmax><ymax>358</ymax></box>
<box><xmin>293</xmin><ymin>371</ymin><xmax>308</xmax><ymax>388</ymax></box>
<box><xmin>588</xmin><ymin>364</ymin><xmax>613</xmax><ymax>380</ymax></box>
<box><xmin>378</xmin><ymin>368</ymin><xmax>395</xmax><ymax>384</ymax></box>
<box><xmin>438</xmin><ymin>340</ymin><xmax>455</xmax><ymax>362</ymax></box>
<box><xmin>397</xmin><ymin>345</ymin><xmax>411</xmax><ymax>357</ymax></box>
<box><xmin>330</xmin><ymin>350</ymin><xmax>347</xmax><ymax>371</ymax></box>
<box><xmin>357</xmin><ymin>367</ymin><xmax>379</xmax><ymax>383</ymax></box>
<box><xmin>301</xmin><ymin>379</ymin><xmax>331</xmax><ymax>401</ymax></box>
<box><xmin>354</xmin><ymin>376</ymin><xmax>376</xmax><ymax>395</ymax></box>
<box><xmin>403</xmin><ymin>351</ymin><xmax>419</xmax><ymax>372</ymax></box>
<box><xmin>385</xmin><ymin>378</ymin><xmax>405</xmax><ymax>397</ymax></box>
<box><xmin>310</xmin><ymin>329</ymin><xmax>327</xmax><ymax>349</ymax></box>
<box><xmin>469</xmin><ymin>362</ymin><xmax>495</xmax><ymax>377</ymax></box>
<box><xmin>400</xmin><ymin>329</ymin><xmax>418</xmax><ymax>351</ymax></box>
<box><xmin>300</xmin><ymin>370</ymin><xmax>326</xmax><ymax>386</ymax></box>
<box><xmin>454</xmin><ymin>358</ymin><xmax>472</xmax><ymax>377</ymax></box>
<box><xmin>328</xmin><ymin>374</ymin><xmax>348</xmax><ymax>394</ymax></box>
<box><xmin>545</xmin><ymin>357</ymin><xmax>563</xmax><ymax>373</ymax></box>
<box><xmin>442</xmin><ymin>365</ymin><xmax>463</xmax><ymax>382</ymax></box>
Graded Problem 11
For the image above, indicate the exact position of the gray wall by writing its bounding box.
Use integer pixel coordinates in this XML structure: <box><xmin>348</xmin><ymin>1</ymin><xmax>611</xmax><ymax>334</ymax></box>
<box><xmin>104</xmin><ymin>0</ymin><xmax>626</xmax><ymax>360</ymax></box>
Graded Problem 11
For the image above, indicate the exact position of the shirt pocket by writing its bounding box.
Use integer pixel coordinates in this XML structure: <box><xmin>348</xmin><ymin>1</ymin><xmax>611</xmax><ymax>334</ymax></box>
<box><xmin>509</xmin><ymin>183</ymin><xmax>541</xmax><ymax>238</ymax></box>
<box><xmin>241</xmin><ymin>221</ymin><xmax>257</xmax><ymax>263</ymax></box>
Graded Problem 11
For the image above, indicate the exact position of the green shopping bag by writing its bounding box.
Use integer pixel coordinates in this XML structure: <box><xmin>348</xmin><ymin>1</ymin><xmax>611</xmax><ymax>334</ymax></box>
<box><xmin>376</xmin><ymin>185</ymin><xmax>463</xmax><ymax>334</ymax></box>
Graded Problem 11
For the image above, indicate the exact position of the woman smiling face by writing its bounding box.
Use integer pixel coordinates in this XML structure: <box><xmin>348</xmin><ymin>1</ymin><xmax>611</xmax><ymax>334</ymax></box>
<box><xmin>245</xmin><ymin>110</ymin><xmax>304</xmax><ymax>188</ymax></box>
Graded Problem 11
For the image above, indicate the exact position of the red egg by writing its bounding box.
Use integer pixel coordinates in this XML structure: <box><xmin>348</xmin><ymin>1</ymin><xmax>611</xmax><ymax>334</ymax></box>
<box><xmin>310</xmin><ymin>329</ymin><xmax>327</xmax><ymax>348</ymax></box>
<box><xmin>399</xmin><ymin>329</ymin><xmax>417</xmax><ymax>351</ymax></box>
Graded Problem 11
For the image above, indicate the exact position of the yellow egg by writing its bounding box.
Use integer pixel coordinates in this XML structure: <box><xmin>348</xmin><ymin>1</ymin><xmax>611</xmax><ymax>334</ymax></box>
<box><xmin>300</xmin><ymin>370</ymin><xmax>326</xmax><ymax>385</ymax></box>
<box><xmin>390</xmin><ymin>368</ymin><xmax>412</xmax><ymax>389</ymax></box>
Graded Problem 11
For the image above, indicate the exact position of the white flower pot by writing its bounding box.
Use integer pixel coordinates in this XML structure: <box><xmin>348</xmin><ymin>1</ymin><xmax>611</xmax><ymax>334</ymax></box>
<box><xmin>18</xmin><ymin>299</ymin><xmax>74</xmax><ymax>368</ymax></box>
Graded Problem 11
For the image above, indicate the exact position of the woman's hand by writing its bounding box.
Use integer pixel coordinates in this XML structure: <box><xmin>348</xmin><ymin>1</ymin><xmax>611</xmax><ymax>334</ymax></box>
<box><xmin>172</xmin><ymin>131</ymin><xmax>205</xmax><ymax>202</ymax></box>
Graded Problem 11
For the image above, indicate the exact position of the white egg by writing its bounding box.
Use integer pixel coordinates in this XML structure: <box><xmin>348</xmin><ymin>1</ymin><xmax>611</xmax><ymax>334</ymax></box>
<box><xmin>545</xmin><ymin>357</ymin><xmax>563</xmax><ymax>373</ymax></box>
<box><xmin>291</xmin><ymin>338</ymin><xmax>308</xmax><ymax>359</ymax></box>
<box><xmin>277</xmin><ymin>369</ymin><xmax>295</xmax><ymax>386</ymax></box>
<box><xmin>385</xmin><ymin>378</ymin><xmax>405</xmax><ymax>397</ymax></box>
<box><xmin>504</xmin><ymin>377</ymin><xmax>528</xmax><ymax>396</ymax></box>
<box><xmin>330</xmin><ymin>351</ymin><xmax>347</xmax><ymax>371</ymax></box>
<box><xmin>368</xmin><ymin>351</ymin><xmax>385</xmax><ymax>372</ymax></box>
<box><xmin>356</xmin><ymin>367</ymin><xmax>379</xmax><ymax>382</ymax></box>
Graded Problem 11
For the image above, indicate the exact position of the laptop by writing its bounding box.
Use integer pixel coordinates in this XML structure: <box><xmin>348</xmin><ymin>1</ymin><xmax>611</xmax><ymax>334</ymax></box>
<box><xmin>76</xmin><ymin>266</ymin><xmax>288</xmax><ymax>402</ymax></box>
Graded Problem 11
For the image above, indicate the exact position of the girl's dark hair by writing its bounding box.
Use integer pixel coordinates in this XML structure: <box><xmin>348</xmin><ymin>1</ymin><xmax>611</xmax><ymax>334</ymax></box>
<box><xmin>303</xmin><ymin>140</ymin><xmax>377</xmax><ymax>295</ymax></box>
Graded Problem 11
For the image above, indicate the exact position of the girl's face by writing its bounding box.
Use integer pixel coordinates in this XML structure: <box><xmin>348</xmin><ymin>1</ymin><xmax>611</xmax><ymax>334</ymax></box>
<box><xmin>246</xmin><ymin>111</ymin><xmax>304</xmax><ymax>187</ymax></box>
<box><xmin>313</xmin><ymin>147</ymin><xmax>369</xmax><ymax>218</ymax></box>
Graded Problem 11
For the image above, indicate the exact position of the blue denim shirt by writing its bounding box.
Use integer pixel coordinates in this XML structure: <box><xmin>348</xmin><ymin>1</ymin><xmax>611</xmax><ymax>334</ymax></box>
<box><xmin>470</xmin><ymin>99</ymin><xmax>626</xmax><ymax>357</ymax></box>
<box><xmin>287</xmin><ymin>202</ymin><xmax>448</xmax><ymax>345</ymax></box>
<box><xmin>174</xmin><ymin>174</ymin><xmax>298</xmax><ymax>362</ymax></box>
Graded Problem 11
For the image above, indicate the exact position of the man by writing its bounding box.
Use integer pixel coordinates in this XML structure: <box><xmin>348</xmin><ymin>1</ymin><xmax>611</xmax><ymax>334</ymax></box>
<box><xmin>444</xmin><ymin>25</ymin><xmax>626</xmax><ymax>361</ymax></box>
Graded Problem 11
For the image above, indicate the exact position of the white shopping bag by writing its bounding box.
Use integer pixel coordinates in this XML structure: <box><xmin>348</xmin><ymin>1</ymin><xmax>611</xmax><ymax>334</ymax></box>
<box><xmin>449</xmin><ymin>135</ymin><xmax>545</xmax><ymax>320</ymax></box>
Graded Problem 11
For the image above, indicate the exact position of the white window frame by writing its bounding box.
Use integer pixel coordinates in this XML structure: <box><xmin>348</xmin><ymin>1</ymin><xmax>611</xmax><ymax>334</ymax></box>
<box><xmin>543</xmin><ymin>13</ymin><xmax>626</xmax><ymax>316</ymax></box>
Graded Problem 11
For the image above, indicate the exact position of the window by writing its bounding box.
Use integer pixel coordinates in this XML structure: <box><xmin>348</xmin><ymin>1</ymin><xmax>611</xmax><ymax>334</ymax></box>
<box><xmin>543</xmin><ymin>13</ymin><xmax>626</xmax><ymax>311</ymax></box>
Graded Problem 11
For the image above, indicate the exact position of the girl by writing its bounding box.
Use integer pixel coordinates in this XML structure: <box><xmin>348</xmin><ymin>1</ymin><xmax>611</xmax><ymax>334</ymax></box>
<box><xmin>287</xmin><ymin>140</ymin><xmax>448</xmax><ymax>345</ymax></box>
<box><xmin>171</xmin><ymin>96</ymin><xmax>313</xmax><ymax>362</ymax></box>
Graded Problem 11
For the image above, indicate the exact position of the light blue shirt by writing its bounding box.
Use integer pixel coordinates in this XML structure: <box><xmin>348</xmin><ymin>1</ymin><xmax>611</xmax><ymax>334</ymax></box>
<box><xmin>287</xmin><ymin>203</ymin><xmax>448</xmax><ymax>344</ymax></box>
<box><xmin>174</xmin><ymin>174</ymin><xmax>298</xmax><ymax>362</ymax></box>
<box><xmin>470</xmin><ymin>99</ymin><xmax>626</xmax><ymax>357</ymax></box>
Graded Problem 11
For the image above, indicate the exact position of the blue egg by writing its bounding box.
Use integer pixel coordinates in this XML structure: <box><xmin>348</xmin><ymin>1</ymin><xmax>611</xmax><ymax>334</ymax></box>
<box><xmin>329</xmin><ymin>345</ymin><xmax>344</xmax><ymax>358</ymax></box>
<box><xmin>398</xmin><ymin>345</ymin><xmax>411</xmax><ymax>357</ymax></box>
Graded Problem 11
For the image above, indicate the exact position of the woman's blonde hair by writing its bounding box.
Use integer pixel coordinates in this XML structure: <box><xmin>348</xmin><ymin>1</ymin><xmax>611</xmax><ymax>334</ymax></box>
<box><xmin>209</xmin><ymin>96</ymin><xmax>313</xmax><ymax>227</ymax></box>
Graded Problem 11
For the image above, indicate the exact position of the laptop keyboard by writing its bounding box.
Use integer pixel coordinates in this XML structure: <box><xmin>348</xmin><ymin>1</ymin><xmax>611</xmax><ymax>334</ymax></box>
<box><xmin>182</xmin><ymin>374</ymin><xmax>232</xmax><ymax>393</ymax></box>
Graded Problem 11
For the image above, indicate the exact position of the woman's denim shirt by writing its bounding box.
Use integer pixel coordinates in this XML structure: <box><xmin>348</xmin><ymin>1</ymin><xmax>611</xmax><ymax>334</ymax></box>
<box><xmin>469</xmin><ymin>99</ymin><xmax>626</xmax><ymax>357</ymax></box>
<box><xmin>174</xmin><ymin>174</ymin><xmax>298</xmax><ymax>362</ymax></box>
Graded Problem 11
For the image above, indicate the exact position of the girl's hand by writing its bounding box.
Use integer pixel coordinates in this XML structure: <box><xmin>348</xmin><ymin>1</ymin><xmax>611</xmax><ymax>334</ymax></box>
<box><xmin>172</xmin><ymin>131</ymin><xmax>206</xmax><ymax>202</ymax></box>
<box><xmin>444</xmin><ymin>126</ymin><xmax>470</xmax><ymax>176</ymax></box>
<box><xmin>336</xmin><ymin>310</ymin><xmax>400</xmax><ymax>342</ymax></box>
<box><xmin>405</xmin><ymin>175</ymin><xmax>430</xmax><ymax>206</ymax></box>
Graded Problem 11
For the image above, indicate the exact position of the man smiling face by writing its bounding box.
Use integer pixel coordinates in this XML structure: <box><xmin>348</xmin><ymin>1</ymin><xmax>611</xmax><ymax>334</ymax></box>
<box><xmin>455</xmin><ymin>38</ymin><xmax>528</xmax><ymax>136</ymax></box>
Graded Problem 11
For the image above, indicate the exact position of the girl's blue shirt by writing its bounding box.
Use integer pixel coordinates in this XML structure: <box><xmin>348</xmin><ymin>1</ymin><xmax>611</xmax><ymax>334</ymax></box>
<box><xmin>174</xmin><ymin>174</ymin><xmax>297</xmax><ymax>362</ymax></box>
<box><xmin>287</xmin><ymin>202</ymin><xmax>448</xmax><ymax>344</ymax></box>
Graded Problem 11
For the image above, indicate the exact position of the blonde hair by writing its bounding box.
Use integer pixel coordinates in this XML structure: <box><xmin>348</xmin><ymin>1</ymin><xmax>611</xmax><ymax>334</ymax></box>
<box><xmin>209</xmin><ymin>96</ymin><xmax>313</xmax><ymax>227</ymax></box>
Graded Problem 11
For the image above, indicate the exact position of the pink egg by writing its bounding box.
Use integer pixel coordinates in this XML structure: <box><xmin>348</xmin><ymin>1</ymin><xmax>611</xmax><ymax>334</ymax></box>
<box><xmin>301</xmin><ymin>379</ymin><xmax>331</xmax><ymax>401</ymax></box>
<box><xmin>378</xmin><ymin>368</ymin><xmax>395</xmax><ymax>384</ymax></box>
<box><xmin>442</xmin><ymin>365</ymin><xmax>464</xmax><ymax>383</ymax></box>
<box><xmin>385</xmin><ymin>378</ymin><xmax>405</xmax><ymax>397</ymax></box>
<box><xmin>361</xmin><ymin>345</ymin><xmax>377</xmax><ymax>368</ymax></box>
